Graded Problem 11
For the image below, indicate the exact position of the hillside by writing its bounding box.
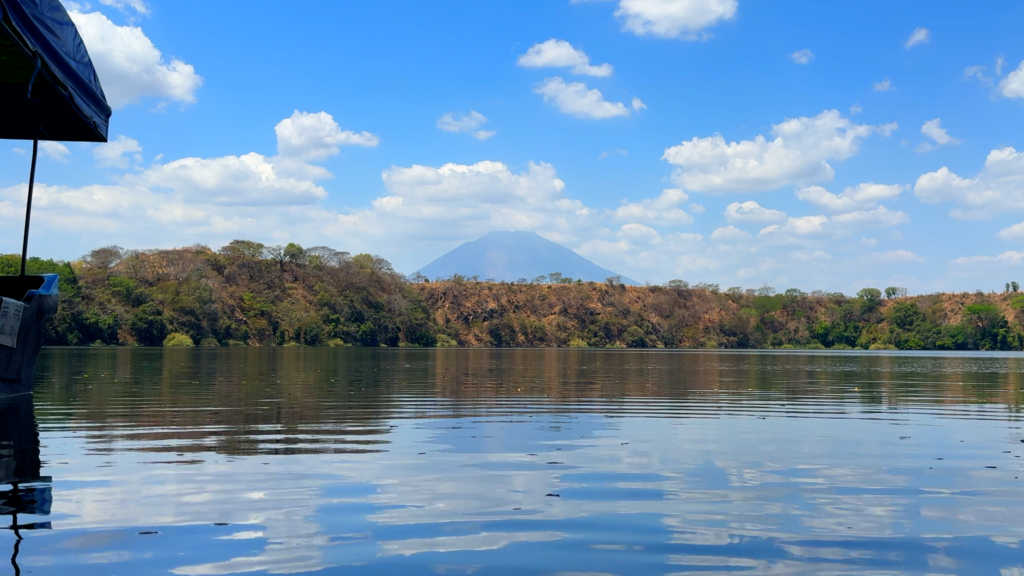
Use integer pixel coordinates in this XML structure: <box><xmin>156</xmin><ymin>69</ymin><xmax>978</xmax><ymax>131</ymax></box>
<box><xmin>417</xmin><ymin>231</ymin><xmax>636</xmax><ymax>284</ymax></box>
<box><xmin>10</xmin><ymin>242</ymin><xmax>1024</xmax><ymax>351</ymax></box>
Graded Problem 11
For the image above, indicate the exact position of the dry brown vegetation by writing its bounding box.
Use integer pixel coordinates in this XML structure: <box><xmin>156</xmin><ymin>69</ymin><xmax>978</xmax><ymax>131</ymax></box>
<box><xmin>11</xmin><ymin>242</ymin><xmax>1024</xmax><ymax>350</ymax></box>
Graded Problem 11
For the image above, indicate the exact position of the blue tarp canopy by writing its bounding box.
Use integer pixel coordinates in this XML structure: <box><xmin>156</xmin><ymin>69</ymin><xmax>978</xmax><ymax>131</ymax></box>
<box><xmin>0</xmin><ymin>0</ymin><xmax>109</xmax><ymax>142</ymax></box>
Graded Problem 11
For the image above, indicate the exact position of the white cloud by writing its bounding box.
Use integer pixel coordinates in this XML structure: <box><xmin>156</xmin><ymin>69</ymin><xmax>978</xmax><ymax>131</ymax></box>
<box><xmin>612</xmin><ymin>188</ymin><xmax>693</xmax><ymax>225</ymax></box>
<box><xmin>40</xmin><ymin>142</ymin><xmax>70</xmax><ymax>163</ymax></box>
<box><xmin>964</xmin><ymin>65</ymin><xmax>990</xmax><ymax>85</ymax></box>
<box><xmin>873</xmin><ymin>78</ymin><xmax>893</xmax><ymax>91</ymax></box>
<box><xmin>860</xmin><ymin>237</ymin><xmax>878</xmax><ymax>247</ymax></box>
<box><xmin>724</xmin><ymin>201</ymin><xmax>786</xmax><ymax>224</ymax></box>
<box><xmin>437</xmin><ymin>111</ymin><xmax>486</xmax><ymax>132</ymax></box>
<box><xmin>868</xmin><ymin>249</ymin><xmax>925</xmax><ymax>262</ymax></box>
<box><xmin>619</xmin><ymin>222</ymin><xmax>660</xmax><ymax>240</ymax></box>
<box><xmin>662</xmin><ymin>110</ymin><xmax>895</xmax><ymax>193</ymax></box>
<box><xmin>94</xmin><ymin>135</ymin><xmax>142</xmax><ymax>169</ymax></box>
<box><xmin>517</xmin><ymin>39</ymin><xmax>612</xmax><ymax>77</ymax></box>
<box><xmin>598</xmin><ymin>148</ymin><xmax>628</xmax><ymax>160</ymax></box>
<box><xmin>130</xmin><ymin>153</ymin><xmax>329</xmax><ymax>206</ymax></box>
<box><xmin>999</xmin><ymin>60</ymin><xmax>1024</xmax><ymax>99</ymax></box>
<box><xmin>997</xmin><ymin>56</ymin><xmax>1006</xmax><ymax>76</ymax></box>
<box><xmin>759</xmin><ymin>215</ymin><xmax>829</xmax><ymax>237</ymax></box>
<box><xmin>795</xmin><ymin>182</ymin><xmax>904</xmax><ymax>212</ymax></box>
<box><xmin>871</xmin><ymin>249</ymin><xmax>924</xmax><ymax>263</ymax></box>
<box><xmin>11</xmin><ymin>148</ymin><xmax>25</xmax><ymax>155</ymax></box>
<box><xmin>916</xmin><ymin>118</ymin><xmax>960</xmax><ymax>152</ymax></box>
<box><xmin>614</xmin><ymin>0</ymin><xmax>738</xmax><ymax>40</ymax></box>
<box><xmin>915</xmin><ymin>146</ymin><xmax>1024</xmax><ymax>217</ymax></box>
<box><xmin>0</xmin><ymin>111</ymin><xmax>927</xmax><ymax>291</ymax></box>
<box><xmin>437</xmin><ymin>111</ymin><xmax>495</xmax><ymax>140</ymax></box>
<box><xmin>830</xmin><ymin>205</ymin><xmax>909</xmax><ymax>228</ymax></box>
<box><xmin>951</xmin><ymin>251</ymin><xmax>1024</xmax><ymax>266</ymax></box>
<box><xmin>275</xmin><ymin>110</ymin><xmax>378</xmax><ymax>161</ymax></box>
<box><xmin>756</xmin><ymin>206</ymin><xmax>907</xmax><ymax>244</ymax></box>
<box><xmin>790</xmin><ymin>49</ymin><xmax>813</xmax><ymax>65</ymax></box>
<box><xmin>631</xmin><ymin>97</ymin><xmax>647</xmax><ymax>111</ymax></box>
<box><xmin>997</xmin><ymin>221</ymin><xmax>1024</xmax><ymax>240</ymax></box>
<box><xmin>68</xmin><ymin>9</ymin><xmax>202</xmax><ymax>108</ymax></box>
<box><xmin>98</xmin><ymin>0</ymin><xmax>149</xmax><ymax>15</ymax></box>
<box><xmin>849</xmin><ymin>104</ymin><xmax>862</xmax><ymax>115</ymax></box>
<box><xmin>905</xmin><ymin>27</ymin><xmax>930</xmax><ymax>48</ymax></box>
<box><xmin>534</xmin><ymin>77</ymin><xmax>630</xmax><ymax>119</ymax></box>
<box><xmin>710</xmin><ymin>225</ymin><xmax>750</xmax><ymax>241</ymax></box>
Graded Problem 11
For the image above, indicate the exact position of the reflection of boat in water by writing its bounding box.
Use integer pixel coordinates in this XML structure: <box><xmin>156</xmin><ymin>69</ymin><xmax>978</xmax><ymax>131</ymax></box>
<box><xmin>0</xmin><ymin>0</ymin><xmax>110</xmax><ymax>394</ymax></box>
<box><xmin>1</xmin><ymin>393</ymin><xmax>50</xmax><ymax>575</ymax></box>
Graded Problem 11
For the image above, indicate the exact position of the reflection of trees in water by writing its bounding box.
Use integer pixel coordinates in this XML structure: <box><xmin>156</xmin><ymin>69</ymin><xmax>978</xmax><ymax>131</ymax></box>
<box><xmin>1</xmin><ymin>394</ymin><xmax>51</xmax><ymax>576</ymax></box>
<box><xmin>27</xmin><ymin>349</ymin><xmax>1024</xmax><ymax>458</ymax></box>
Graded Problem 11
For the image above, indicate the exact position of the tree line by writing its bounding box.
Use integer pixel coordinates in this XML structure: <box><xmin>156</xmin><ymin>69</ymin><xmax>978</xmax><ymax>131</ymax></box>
<box><xmin>10</xmin><ymin>242</ymin><xmax>1024</xmax><ymax>351</ymax></box>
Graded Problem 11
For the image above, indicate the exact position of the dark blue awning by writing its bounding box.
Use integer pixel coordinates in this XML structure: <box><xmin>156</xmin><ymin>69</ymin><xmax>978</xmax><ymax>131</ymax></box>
<box><xmin>0</xmin><ymin>0</ymin><xmax>110</xmax><ymax>142</ymax></box>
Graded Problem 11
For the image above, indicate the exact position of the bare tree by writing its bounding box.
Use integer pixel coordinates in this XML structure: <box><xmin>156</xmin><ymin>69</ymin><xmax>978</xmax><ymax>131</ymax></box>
<box><xmin>83</xmin><ymin>245</ymin><xmax>124</xmax><ymax>270</ymax></box>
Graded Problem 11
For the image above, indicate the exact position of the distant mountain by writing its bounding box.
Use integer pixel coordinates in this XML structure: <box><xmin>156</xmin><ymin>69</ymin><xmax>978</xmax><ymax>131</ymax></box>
<box><xmin>417</xmin><ymin>231</ymin><xmax>637</xmax><ymax>284</ymax></box>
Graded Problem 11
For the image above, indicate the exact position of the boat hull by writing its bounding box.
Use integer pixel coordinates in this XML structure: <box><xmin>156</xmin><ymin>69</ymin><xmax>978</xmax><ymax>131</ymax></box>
<box><xmin>0</xmin><ymin>275</ymin><xmax>58</xmax><ymax>396</ymax></box>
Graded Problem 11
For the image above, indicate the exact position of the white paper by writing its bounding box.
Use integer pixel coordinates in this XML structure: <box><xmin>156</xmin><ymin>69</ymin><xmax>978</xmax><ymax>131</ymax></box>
<box><xmin>0</xmin><ymin>296</ymin><xmax>25</xmax><ymax>348</ymax></box>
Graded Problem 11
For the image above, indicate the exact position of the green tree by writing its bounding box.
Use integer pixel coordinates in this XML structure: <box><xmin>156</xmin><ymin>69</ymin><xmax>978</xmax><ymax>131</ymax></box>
<box><xmin>130</xmin><ymin>303</ymin><xmax>168</xmax><ymax>346</ymax></box>
<box><xmin>284</xmin><ymin>243</ymin><xmax>306</xmax><ymax>263</ymax></box>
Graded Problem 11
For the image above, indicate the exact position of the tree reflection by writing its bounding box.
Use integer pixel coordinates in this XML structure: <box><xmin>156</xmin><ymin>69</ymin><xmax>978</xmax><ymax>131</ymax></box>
<box><xmin>1</xmin><ymin>394</ymin><xmax>52</xmax><ymax>576</ymax></box>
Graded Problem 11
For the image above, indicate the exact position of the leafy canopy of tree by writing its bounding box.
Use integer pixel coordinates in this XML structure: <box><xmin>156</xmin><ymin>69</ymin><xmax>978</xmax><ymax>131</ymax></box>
<box><xmin>12</xmin><ymin>246</ymin><xmax>1024</xmax><ymax>351</ymax></box>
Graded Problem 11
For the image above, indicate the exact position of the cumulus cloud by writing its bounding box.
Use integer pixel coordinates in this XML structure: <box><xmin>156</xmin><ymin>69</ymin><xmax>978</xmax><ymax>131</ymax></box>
<box><xmin>614</xmin><ymin>0</ymin><xmax>738</xmax><ymax>40</ymax></box>
<box><xmin>612</xmin><ymin>188</ymin><xmax>693</xmax><ymax>225</ymax></box>
<box><xmin>662</xmin><ymin>110</ymin><xmax>895</xmax><ymax>193</ymax></box>
<box><xmin>0</xmin><ymin>112</ymin><xmax>370</xmax><ymax>251</ymax></box>
<box><xmin>905</xmin><ymin>27</ymin><xmax>930</xmax><ymax>48</ymax></box>
<box><xmin>68</xmin><ymin>9</ymin><xmax>202</xmax><ymax>108</ymax></box>
<box><xmin>724</xmin><ymin>201</ymin><xmax>786</xmax><ymax>224</ymax></box>
<box><xmin>759</xmin><ymin>215</ymin><xmax>828</xmax><ymax>237</ymax></box>
<box><xmin>94</xmin><ymin>135</ymin><xmax>142</xmax><ymax>169</ymax></box>
<box><xmin>999</xmin><ymin>60</ymin><xmax>1024</xmax><ymax>99</ymax></box>
<box><xmin>871</xmin><ymin>249</ymin><xmax>924</xmax><ymax>263</ymax></box>
<box><xmin>534</xmin><ymin>77</ymin><xmax>630</xmax><ymax>119</ymax></box>
<box><xmin>129</xmin><ymin>153</ymin><xmax>329</xmax><ymax>206</ymax></box>
<box><xmin>916</xmin><ymin>118</ymin><xmax>960</xmax><ymax>152</ymax></box>
<box><xmin>631</xmin><ymin>97</ymin><xmax>647</xmax><ymax>111</ymax></box>
<box><xmin>756</xmin><ymin>206</ymin><xmax>907</xmax><ymax>244</ymax></box>
<box><xmin>950</xmin><ymin>251</ymin><xmax>1024</xmax><ymax>266</ymax></box>
<box><xmin>710</xmin><ymin>225</ymin><xmax>750</xmax><ymax>241</ymax></box>
<box><xmin>997</xmin><ymin>221</ymin><xmax>1024</xmax><ymax>240</ymax></box>
<box><xmin>517</xmin><ymin>39</ymin><xmax>612</xmax><ymax>77</ymax></box>
<box><xmin>40</xmin><ymin>142</ymin><xmax>70</xmax><ymax>163</ymax></box>
<box><xmin>915</xmin><ymin>146</ymin><xmax>1024</xmax><ymax>218</ymax></box>
<box><xmin>275</xmin><ymin>110</ymin><xmax>378</xmax><ymax>161</ymax></box>
<box><xmin>790</xmin><ymin>49</ymin><xmax>813</xmax><ymax>64</ymax></box>
<box><xmin>873</xmin><ymin>78</ymin><xmax>893</xmax><ymax>91</ymax></box>
<box><xmin>436</xmin><ymin>111</ymin><xmax>495</xmax><ymax>140</ymax></box>
<box><xmin>795</xmin><ymin>182</ymin><xmax>904</xmax><ymax>212</ymax></box>
<box><xmin>98</xmin><ymin>0</ymin><xmax>149</xmax><ymax>15</ymax></box>
<box><xmin>830</xmin><ymin>205</ymin><xmax>910</xmax><ymax>228</ymax></box>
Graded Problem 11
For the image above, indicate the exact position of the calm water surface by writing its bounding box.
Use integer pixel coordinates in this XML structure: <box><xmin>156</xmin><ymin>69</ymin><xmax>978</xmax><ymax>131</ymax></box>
<box><xmin>2</xmin><ymin>348</ymin><xmax>1024</xmax><ymax>575</ymax></box>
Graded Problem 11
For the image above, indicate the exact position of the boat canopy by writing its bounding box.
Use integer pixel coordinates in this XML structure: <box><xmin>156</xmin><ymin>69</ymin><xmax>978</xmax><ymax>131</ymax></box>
<box><xmin>0</xmin><ymin>0</ymin><xmax>110</xmax><ymax>142</ymax></box>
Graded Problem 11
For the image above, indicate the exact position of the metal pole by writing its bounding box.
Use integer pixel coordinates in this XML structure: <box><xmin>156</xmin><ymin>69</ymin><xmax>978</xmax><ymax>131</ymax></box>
<box><xmin>20</xmin><ymin>138</ymin><xmax>38</xmax><ymax>278</ymax></box>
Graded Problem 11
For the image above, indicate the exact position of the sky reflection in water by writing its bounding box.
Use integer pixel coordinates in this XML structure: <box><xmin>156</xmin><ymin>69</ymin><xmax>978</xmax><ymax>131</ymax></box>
<box><xmin>2</xmin><ymin>348</ymin><xmax>1024</xmax><ymax>575</ymax></box>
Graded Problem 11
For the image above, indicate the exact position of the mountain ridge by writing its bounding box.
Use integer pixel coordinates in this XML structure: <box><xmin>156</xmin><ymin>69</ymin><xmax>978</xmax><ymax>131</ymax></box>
<box><xmin>417</xmin><ymin>231</ymin><xmax>637</xmax><ymax>285</ymax></box>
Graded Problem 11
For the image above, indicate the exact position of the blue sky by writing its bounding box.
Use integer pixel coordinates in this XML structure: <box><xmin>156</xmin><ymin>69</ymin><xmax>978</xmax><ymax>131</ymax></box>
<box><xmin>4</xmin><ymin>0</ymin><xmax>1024</xmax><ymax>294</ymax></box>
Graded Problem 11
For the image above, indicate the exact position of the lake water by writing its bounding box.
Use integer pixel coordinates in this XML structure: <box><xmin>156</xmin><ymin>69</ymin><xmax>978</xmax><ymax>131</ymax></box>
<box><xmin>2</xmin><ymin>348</ymin><xmax>1023</xmax><ymax>575</ymax></box>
